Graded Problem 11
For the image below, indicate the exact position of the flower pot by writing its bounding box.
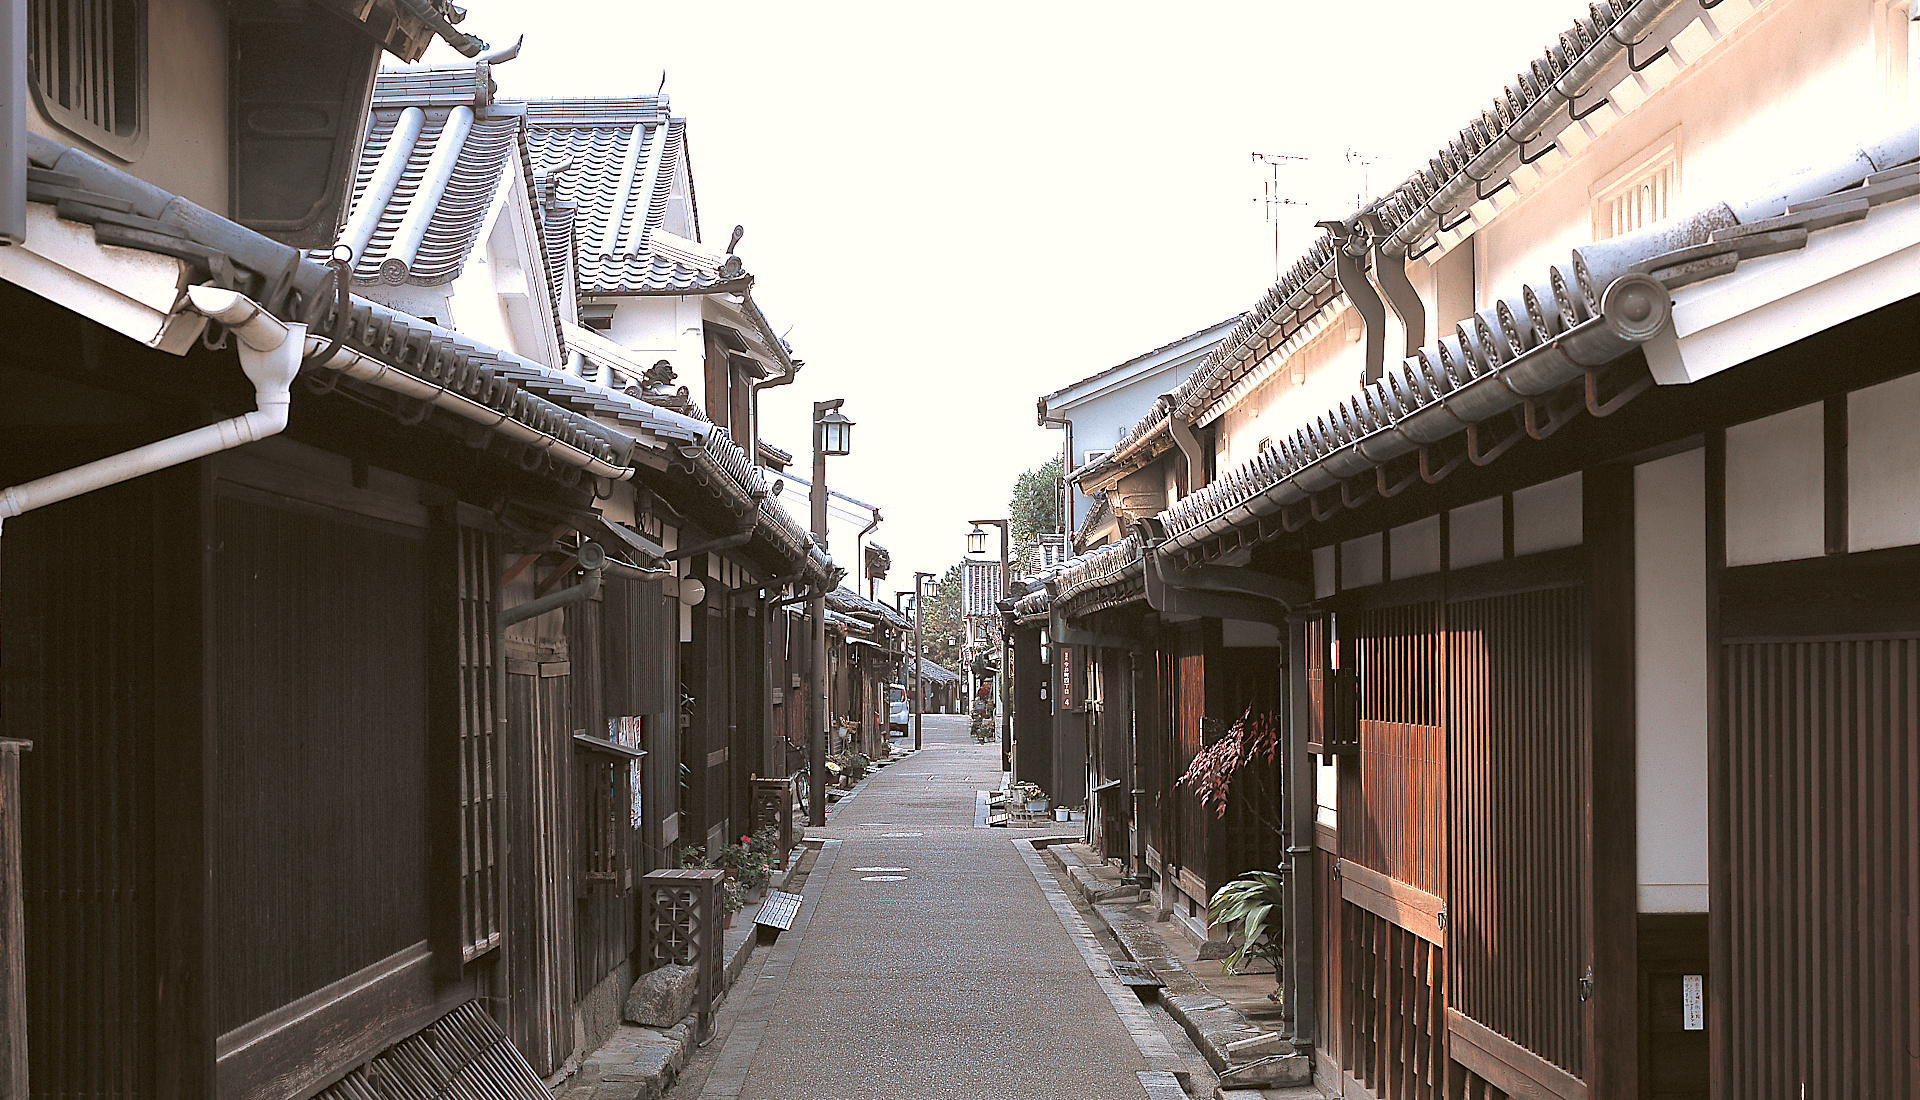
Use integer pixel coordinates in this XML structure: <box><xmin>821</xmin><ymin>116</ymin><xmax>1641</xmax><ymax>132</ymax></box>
<box><xmin>1069</xmin><ymin>810</ymin><xmax>1086</xmax><ymax>821</ymax></box>
<box><xmin>1027</xmin><ymin>800</ymin><xmax>1048</xmax><ymax>813</ymax></box>
<box><xmin>1054</xmin><ymin>807</ymin><xmax>1070</xmax><ymax>822</ymax></box>
<box><xmin>723</xmin><ymin>910</ymin><xmax>735</xmax><ymax>930</ymax></box>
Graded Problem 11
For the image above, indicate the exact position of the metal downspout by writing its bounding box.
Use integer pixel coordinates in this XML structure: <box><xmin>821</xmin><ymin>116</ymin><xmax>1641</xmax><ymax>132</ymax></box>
<box><xmin>1168</xmin><ymin>415</ymin><xmax>1207</xmax><ymax>494</ymax></box>
<box><xmin>1319</xmin><ymin>220</ymin><xmax>1387</xmax><ymax>384</ymax></box>
<box><xmin>1361</xmin><ymin>212</ymin><xmax>1425</xmax><ymax>357</ymax></box>
<box><xmin>855</xmin><ymin>508</ymin><xmax>882</xmax><ymax>599</ymax></box>
<box><xmin>1038</xmin><ymin>401</ymin><xmax>1074</xmax><ymax>539</ymax></box>
<box><xmin>1283</xmin><ymin>616</ymin><xmax>1316</xmax><ymax>1053</ymax></box>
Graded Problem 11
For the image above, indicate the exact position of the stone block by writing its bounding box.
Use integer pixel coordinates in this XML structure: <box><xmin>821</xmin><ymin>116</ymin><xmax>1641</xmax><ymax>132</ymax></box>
<box><xmin>1225</xmin><ymin>1031</ymin><xmax>1294</xmax><ymax>1057</ymax></box>
<box><xmin>624</xmin><ymin>964</ymin><xmax>697</xmax><ymax>1027</ymax></box>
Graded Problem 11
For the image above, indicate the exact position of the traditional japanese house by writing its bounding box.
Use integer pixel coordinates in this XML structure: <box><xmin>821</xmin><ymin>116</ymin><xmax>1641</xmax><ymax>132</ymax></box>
<box><xmin>1032</xmin><ymin>0</ymin><xmax>1918</xmax><ymax>1095</ymax></box>
<box><xmin>0</xmin><ymin>2</ymin><xmax>834</xmax><ymax>1093</ymax></box>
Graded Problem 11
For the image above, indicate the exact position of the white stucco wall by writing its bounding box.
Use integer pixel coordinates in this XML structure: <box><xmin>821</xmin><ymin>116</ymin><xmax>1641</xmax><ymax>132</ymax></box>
<box><xmin>1725</xmin><ymin>401</ymin><xmax>1824</xmax><ymax>565</ymax></box>
<box><xmin>1634</xmin><ymin>448</ymin><xmax>1709</xmax><ymax>913</ymax></box>
<box><xmin>1848</xmin><ymin>370</ymin><xmax>1920</xmax><ymax>552</ymax></box>
<box><xmin>1475</xmin><ymin>0</ymin><xmax>1895</xmax><ymax>305</ymax></box>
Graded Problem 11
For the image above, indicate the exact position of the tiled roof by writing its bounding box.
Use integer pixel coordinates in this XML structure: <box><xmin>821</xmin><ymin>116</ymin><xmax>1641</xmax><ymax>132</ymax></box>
<box><xmin>17</xmin><ymin>132</ymin><xmax>837</xmax><ymax>586</ymax></box>
<box><xmin>1155</xmin><ymin>137</ymin><xmax>1920</xmax><ymax>561</ymax></box>
<box><xmin>827</xmin><ymin>587</ymin><xmax>909</xmax><ymax>630</ymax></box>
<box><xmin>913</xmin><ymin>657</ymin><xmax>961</xmax><ymax>686</ymax></box>
<box><xmin>524</xmin><ymin>97</ymin><xmax>747</xmax><ymax>297</ymax></box>
<box><xmin>335</xmin><ymin>65</ymin><xmax>521</xmax><ymax>286</ymax></box>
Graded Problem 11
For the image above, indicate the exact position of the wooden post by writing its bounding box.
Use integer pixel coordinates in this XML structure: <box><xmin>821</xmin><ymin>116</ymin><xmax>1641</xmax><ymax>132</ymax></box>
<box><xmin>1586</xmin><ymin>462</ymin><xmax>1638</xmax><ymax>1096</ymax></box>
<box><xmin>0</xmin><ymin>740</ymin><xmax>29</xmax><ymax>1099</ymax></box>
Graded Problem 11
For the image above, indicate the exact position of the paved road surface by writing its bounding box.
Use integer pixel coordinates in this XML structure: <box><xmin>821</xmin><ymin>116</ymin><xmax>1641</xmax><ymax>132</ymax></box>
<box><xmin>694</xmin><ymin>715</ymin><xmax>1155</xmax><ymax>1100</ymax></box>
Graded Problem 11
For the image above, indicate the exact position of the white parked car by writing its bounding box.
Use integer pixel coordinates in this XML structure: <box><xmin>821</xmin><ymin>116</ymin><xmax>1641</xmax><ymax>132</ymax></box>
<box><xmin>887</xmin><ymin>684</ymin><xmax>909</xmax><ymax>731</ymax></box>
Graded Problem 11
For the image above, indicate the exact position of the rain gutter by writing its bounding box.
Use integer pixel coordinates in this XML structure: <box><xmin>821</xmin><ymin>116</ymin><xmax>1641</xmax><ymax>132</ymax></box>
<box><xmin>0</xmin><ymin>286</ymin><xmax>303</xmax><ymax>536</ymax></box>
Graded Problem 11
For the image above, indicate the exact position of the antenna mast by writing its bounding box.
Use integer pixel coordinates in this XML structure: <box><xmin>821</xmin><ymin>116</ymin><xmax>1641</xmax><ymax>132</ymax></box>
<box><xmin>1251</xmin><ymin>152</ymin><xmax>1309</xmax><ymax>281</ymax></box>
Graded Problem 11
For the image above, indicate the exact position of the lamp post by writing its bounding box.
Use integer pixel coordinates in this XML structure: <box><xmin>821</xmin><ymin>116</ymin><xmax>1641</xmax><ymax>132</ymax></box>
<box><xmin>967</xmin><ymin>519</ymin><xmax>1012</xmax><ymax>773</ymax></box>
<box><xmin>808</xmin><ymin>399</ymin><xmax>852</xmax><ymax>827</ymax></box>
<box><xmin>912</xmin><ymin>570</ymin><xmax>935</xmax><ymax>751</ymax></box>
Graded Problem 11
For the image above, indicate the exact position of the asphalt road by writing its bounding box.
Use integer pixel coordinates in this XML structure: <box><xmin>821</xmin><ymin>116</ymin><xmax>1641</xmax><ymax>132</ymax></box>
<box><xmin>694</xmin><ymin>714</ymin><xmax>1155</xmax><ymax>1100</ymax></box>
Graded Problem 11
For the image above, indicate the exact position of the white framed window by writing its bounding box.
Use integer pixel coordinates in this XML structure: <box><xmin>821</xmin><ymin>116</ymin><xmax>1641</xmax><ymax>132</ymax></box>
<box><xmin>1591</xmin><ymin>131</ymin><xmax>1681</xmax><ymax>241</ymax></box>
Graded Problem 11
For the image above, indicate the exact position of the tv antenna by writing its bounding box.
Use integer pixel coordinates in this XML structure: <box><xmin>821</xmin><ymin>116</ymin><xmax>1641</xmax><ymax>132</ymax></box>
<box><xmin>1344</xmin><ymin>148</ymin><xmax>1379</xmax><ymax>211</ymax></box>
<box><xmin>1251</xmin><ymin>152</ymin><xmax>1309</xmax><ymax>281</ymax></box>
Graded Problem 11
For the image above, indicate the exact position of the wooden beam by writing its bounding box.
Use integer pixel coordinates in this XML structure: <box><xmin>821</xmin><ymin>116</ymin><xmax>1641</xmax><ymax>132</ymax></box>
<box><xmin>1447</xmin><ymin>1007</ymin><xmax>1589</xmax><ymax>1100</ymax></box>
<box><xmin>1339</xmin><ymin>859</ymin><xmax>1445</xmax><ymax>946</ymax></box>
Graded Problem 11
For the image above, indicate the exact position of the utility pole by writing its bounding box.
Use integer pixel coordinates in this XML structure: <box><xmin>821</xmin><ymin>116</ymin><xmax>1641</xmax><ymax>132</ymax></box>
<box><xmin>912</xmin><ymin>570</ymin><xmax>934</xmax><ymax>751</ymax></box>
<box><xmin>1252</xmin><ymin>151</ymin><xmax>1310</xmax><ymax>282</ymax></box>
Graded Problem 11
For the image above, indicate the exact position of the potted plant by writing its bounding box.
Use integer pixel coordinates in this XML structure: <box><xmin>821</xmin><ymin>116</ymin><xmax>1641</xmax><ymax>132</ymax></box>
<box><xmin>1207</xmin><ymin>870</ymin><xmax>1286</xmax><ymax>999</ymax></box>
<box><xmin>1012</xmin><ymin>782</ymin><xmax>1048</xmax><ymax>813</ymax></box>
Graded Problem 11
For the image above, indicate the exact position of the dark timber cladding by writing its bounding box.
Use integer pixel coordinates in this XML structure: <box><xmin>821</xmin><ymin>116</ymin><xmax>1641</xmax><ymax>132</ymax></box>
<box><xmin>210</xmin><ymin>490</ymin><xmax>431</xmax><ymax>1033</ymax></box>
<box><xmin>1717</xmin><ymin>546</ymin><xmax>1920</xmax><ymax>1099</ymax></box>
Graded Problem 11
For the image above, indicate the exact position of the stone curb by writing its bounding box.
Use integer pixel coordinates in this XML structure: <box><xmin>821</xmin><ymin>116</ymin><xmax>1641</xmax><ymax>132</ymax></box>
<box><xmin>1034</xmin><ymin>841</ymin><xmax>1310</xmax><ymax>1091</ymax></box>
<box><xmin>558</xmin><ymin>845</ymin><xmax>820</xmax><ymax>1100</ymax></box>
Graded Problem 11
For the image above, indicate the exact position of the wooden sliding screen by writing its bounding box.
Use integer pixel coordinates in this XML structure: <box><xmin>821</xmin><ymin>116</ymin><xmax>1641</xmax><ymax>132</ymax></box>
<box><xmin>1445</xmin><ymin>585</ymin><xmax>1589</xmax><ymax>1088</ymax></box>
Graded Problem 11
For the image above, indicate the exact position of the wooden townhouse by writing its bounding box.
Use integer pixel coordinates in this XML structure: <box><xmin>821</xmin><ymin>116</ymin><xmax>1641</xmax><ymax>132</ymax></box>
<box><xmin>1029</xmin><ymin>0</ymin><xmax>1918</xmax><ymax>1096</ymax></box>
<box><xmin>0</xmin><ymin>3</ymin><xmax>836</xmax><ymax>1095</ymax></box>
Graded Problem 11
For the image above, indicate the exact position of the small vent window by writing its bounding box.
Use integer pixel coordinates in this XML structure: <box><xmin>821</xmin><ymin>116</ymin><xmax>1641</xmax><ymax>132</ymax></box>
<box><xmin>28</xmin><ymin>0</ymin><xmax>147</xmax><ymax>158</ymax></box>
<box><xmin>1592</xmin><ymin>135</ymin><xmax>1679</xmax><ymax>241</ymax></box>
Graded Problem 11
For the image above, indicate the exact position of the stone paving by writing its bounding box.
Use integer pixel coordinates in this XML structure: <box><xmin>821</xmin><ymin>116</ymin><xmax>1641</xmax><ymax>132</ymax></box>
<box><xmin>692</xmin><ymin>714</ymin><xmax>1158</xmax><ymax>1100</ymax></box>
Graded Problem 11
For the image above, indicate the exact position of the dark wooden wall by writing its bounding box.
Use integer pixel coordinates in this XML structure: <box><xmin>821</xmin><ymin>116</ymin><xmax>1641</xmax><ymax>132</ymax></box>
<box><xmin>1719</xmin><ymin>630</ymin><xmax>1915</xmax><ymax>1099</ymax></box>
<box><xmin>1012</xmin><ymin>625</ymin><xmax>1049</xmax><ymax>792</ymax></box>
<box><xmin>209</xmin><ymin>492</ymin><xmax>432</xmax><ymax>1033</ymax></box>
<box><xmin>5</xmin><ymin>477</ymin><xmax>162</xmax><ymax>1097</ymax></box>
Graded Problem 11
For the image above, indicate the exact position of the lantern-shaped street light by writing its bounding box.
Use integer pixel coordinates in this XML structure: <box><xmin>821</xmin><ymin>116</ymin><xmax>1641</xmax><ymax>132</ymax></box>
<box><xmin>816</xmin><ymin>405</ymin><xmax>853</xmax><ymax>456</ymax></box>
<box><xmin>806</xmin><ymin>398</ymin><xmax>851</xmax><ymax>826</ymax></box>
<box><xmin>967</xmin><ymin>518</ymin><xmax>1012</xmax><ymax>773</ymax></box>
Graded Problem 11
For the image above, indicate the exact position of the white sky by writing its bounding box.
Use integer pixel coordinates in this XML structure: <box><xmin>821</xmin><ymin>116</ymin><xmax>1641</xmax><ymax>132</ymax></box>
<box><xmin>428</xmin><ymin>0</ymin><xmax>1596</xmax><ymax>581</ymax></box>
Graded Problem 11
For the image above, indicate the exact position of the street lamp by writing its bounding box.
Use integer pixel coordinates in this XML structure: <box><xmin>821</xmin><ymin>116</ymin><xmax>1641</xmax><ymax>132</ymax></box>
<box><xmin>807</xmin><ymin>399</ymin><xmax>851</xmax><ymax>827</ymax></box>
<box><xmin>912</xmin><ymin>570</ymin><xmax>935</xmax><ymax>751</ymax></box>
<box><xmin>966</xmin><ymin>518</ymin><xmax>1012</xmax><ymax>773</ymax></box>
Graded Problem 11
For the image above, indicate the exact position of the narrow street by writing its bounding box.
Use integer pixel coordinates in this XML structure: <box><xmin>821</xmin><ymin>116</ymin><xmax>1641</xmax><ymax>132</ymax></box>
<box><xmin>673</xmin><ymin>715</ymin><xmax>1168</xmax><ymax>1100</ymax></box>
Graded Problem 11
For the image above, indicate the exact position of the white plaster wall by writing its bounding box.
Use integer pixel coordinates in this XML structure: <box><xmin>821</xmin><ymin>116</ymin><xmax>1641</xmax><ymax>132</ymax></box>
<box><xmin>1316</xmin><ymin>756</ymin><xmax>1338</xmax><ymax>828</ymax></box>
<box><xmin>1312</xmin><ymin>544</ymin><xmax>1336</xmax><ymax>599</ymax></box>
<box><xmin>1725</xmin><ymin>401</ymin><xmax>1824</xmax><ymax>565</ymax></box>
<box><xmin>1217</xmin><ymin>307</ymin><xmax>1367</xmax><ymax>464</ymax></box>
<box><xmin>29</xmin><ymin>0</ymin><xmax>229</xmax><ymax>211</ymax></box>
<box><xmin>1634</xmin><ymin>448</ymin><xmax>1709</xmax><ymax>913</ymax></box>
<box><xmin>603</xmin><ymin>296</ymin><xmax>707</xmax><ymax>409</ymax></box>
<box><xmin>1450</xmin><ymin>497</ymin><xmax>1505</xmax><ymax>569</ymax></box>
<box><xmin>1391</xmin><ymin>516</ymin><xmax>1442</xmax><ymax>579</ymax></box>
<box><xmin>1340</xmin><ymin>533</ymin><xmax>1383</xmax><ymax>589</ymax></box>
<box><xmin>1513</xmin><ymin>472</ymin><xmax>1583</xmax><ymax>556</ymax></box>
<box><xmin>1475</xmin><ymin>0</ymin><xmax>1889</xmax><ymax>303</ymax></box>
<box><xmin>1849</xmin><ymin>371</ymin><xmax>1920</xmax><ymax>552</ymax></box>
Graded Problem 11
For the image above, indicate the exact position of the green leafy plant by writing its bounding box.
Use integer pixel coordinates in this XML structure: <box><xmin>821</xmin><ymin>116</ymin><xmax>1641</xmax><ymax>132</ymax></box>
<box><xmin>1208</xmin><ymin>870</ymin><xmax>1286</xmax><ymax>990</ymax></box>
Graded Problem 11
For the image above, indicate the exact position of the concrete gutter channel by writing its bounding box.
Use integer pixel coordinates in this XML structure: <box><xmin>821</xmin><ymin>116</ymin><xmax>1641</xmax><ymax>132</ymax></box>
<box><xmin>1032</xmin><ymin>838</ymin><xmax>1318</xmax><ymax>1098</ymax></box>
<box><xmin>552</xmin><ymin>747</ymin><xmax>911</xmax><ymax>1099</ymax></box>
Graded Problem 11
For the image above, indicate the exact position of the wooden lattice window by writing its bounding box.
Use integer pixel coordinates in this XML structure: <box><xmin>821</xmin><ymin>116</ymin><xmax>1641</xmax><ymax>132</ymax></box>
<box><xmin>577</xmin><ymin>752</ymin><xmax>619</xmax><ymax>881</ymax></box>
<box><xmin>457</xmin><ymin>525</ymin><xmax>501</xmax><ymax>960</ymax></box>
<box><xmin>28</xmin><ymin>0</ymin><xmax>147</xmax><ymax>158</ymax></box>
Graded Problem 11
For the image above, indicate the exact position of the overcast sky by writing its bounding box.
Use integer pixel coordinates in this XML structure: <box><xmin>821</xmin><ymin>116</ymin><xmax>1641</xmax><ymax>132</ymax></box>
<box><xmin>428</xmin><ymin>1</ymin><xmax>1595</xmax><ymax>584</ymax></box>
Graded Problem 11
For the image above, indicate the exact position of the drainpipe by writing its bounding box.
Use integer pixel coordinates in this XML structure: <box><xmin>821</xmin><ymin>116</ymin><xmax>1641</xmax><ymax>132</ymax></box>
<box><xmin>1318</xmin><ymin>220</ymin><xmax>1387</xmax><ymax>384</ymax></box>
<box><xmin>0</xmin><ymin>286</ymin><xmax>302</xmax><ymax>537</ymax></box>
<box><xmin>1168</xmin><ymin>414</ymin><xmax>1207</xmax><ymax>495</ymax></box>
<box><xmin>1359</xmin><ymin>212</ymin><xmax>1425</xmax><ymax>356</ymax></box>
<box><xmin>1283</xmin><ymin>614</ymin><xmax>1316</xmax><ymax>1054</ymax></box>
<box><xmin>855</xmin><ymin>508</ymin><xmax>881</xmax><ymax>600</ymax></box>
<box><xmin>761</xmin><ymin>572</ymin><xmax>805</xmax><ymax>779</ymax></box>
<box><xmin>665</xmin><ymin>530</ymin><xmax>752</xmax><ymax>561</ymax></box>
<box><xmin>1037</xmin><ymin>400</ymin><xmax>1074</xmax><ymax>540</ymax></box>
